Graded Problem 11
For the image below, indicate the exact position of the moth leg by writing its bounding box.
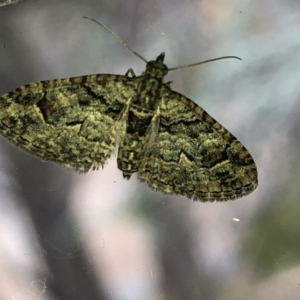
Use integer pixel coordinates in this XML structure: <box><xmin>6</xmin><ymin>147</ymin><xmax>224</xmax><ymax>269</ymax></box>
<box><xmin>165</xmin><ymin>81</ymin><xmax>173</xmax><ymax>87</ymax></box>
<box><xmin>125</xmin><ymin>68</ymin><xmax>136</xmax><ymax>78</ymax></box>
<box><xmin>115</xmin><ymin>97</ymin><xmax>133</xmax><ymax>142</ymax></box>
<box><xmin>122</xmin><ymin>172</ymin><xmax>132</xmax><ymax>180</ymax></box>
<box><xmin>140</xmin><ymin>106</ymin><xmax>161</xmax><ymax>156</ymax></box>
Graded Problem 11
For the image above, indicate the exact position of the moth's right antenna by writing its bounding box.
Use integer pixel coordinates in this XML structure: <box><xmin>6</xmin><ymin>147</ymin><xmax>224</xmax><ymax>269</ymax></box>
<box><xmin>83</xmin><ymin>16</ymin><xmax>148</xmax><ymax>63</ymax></box>
<box><xmin>169</xmin><ymin>56</ymin><xmax>242</xmax><ymax>71</ymax></box>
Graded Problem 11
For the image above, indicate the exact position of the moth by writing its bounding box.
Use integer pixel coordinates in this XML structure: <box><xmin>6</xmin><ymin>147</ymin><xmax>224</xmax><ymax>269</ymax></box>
<box><xmin>0</xmin><ymin>17</ymin><xmax>258</xmax><ymax>201</ymax></box>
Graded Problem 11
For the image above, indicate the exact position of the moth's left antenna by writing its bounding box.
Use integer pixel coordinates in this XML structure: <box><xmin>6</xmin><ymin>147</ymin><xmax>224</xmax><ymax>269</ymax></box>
<box><xmin>83</xmin><ymin>16</ymin><xmax>148</xmax><ymax>63</ymax></box>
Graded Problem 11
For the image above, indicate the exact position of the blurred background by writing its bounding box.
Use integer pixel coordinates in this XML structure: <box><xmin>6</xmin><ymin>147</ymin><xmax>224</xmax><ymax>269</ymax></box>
<box><xmin>0</xmin><ymin>0</ymin><xmax>299</xmax><ymax>299</ymax></box>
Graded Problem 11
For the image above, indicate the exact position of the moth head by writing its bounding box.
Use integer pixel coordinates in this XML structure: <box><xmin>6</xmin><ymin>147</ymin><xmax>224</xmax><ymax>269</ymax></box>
<box><xmin>145</xmin><ymin>52</ymin><xmax>168</xmax><ymax>79</ymax></box>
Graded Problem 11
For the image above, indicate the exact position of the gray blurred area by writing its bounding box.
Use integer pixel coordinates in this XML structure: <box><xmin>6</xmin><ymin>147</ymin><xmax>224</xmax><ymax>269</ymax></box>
<box><xmin>0</xmin><ymin>0</ymin><xmax>299</xmax><ymax>299</ymax></box>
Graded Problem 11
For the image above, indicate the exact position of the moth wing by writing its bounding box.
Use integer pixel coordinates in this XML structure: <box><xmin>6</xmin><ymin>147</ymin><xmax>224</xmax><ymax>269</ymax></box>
<box><xmin>0</xmin><ymin>74</ymin><xmax>138</xmax><ymax>172</ymax></box>
<box><xmin>138</xmin><ymin>87</ymin><xmax>257</xmax><ymax>201</ymax></box>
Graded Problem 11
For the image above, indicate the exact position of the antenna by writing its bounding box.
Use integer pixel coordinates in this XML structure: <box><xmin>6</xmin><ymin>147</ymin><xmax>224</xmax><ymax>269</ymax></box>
<box><xmin>169</xmin><ymin>56</ymin><xmax>241</xmax><ymax>71</ymax></box>
<box><xmin>83</xmin><ymin>16</ymin><xmax>148</xmax><ymax>63</ymax></box>
<box><xmin>83</xmin><ymin>17</ymin><xmax>241</xmax><ymax>69</ymax></box>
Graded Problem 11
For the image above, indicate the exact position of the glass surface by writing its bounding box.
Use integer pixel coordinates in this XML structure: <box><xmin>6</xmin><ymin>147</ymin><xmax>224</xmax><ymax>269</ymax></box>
<box><xmin>0</xmin><ymin>1</ymin><xmax>298</xmax><ymax>299</ymax></box>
